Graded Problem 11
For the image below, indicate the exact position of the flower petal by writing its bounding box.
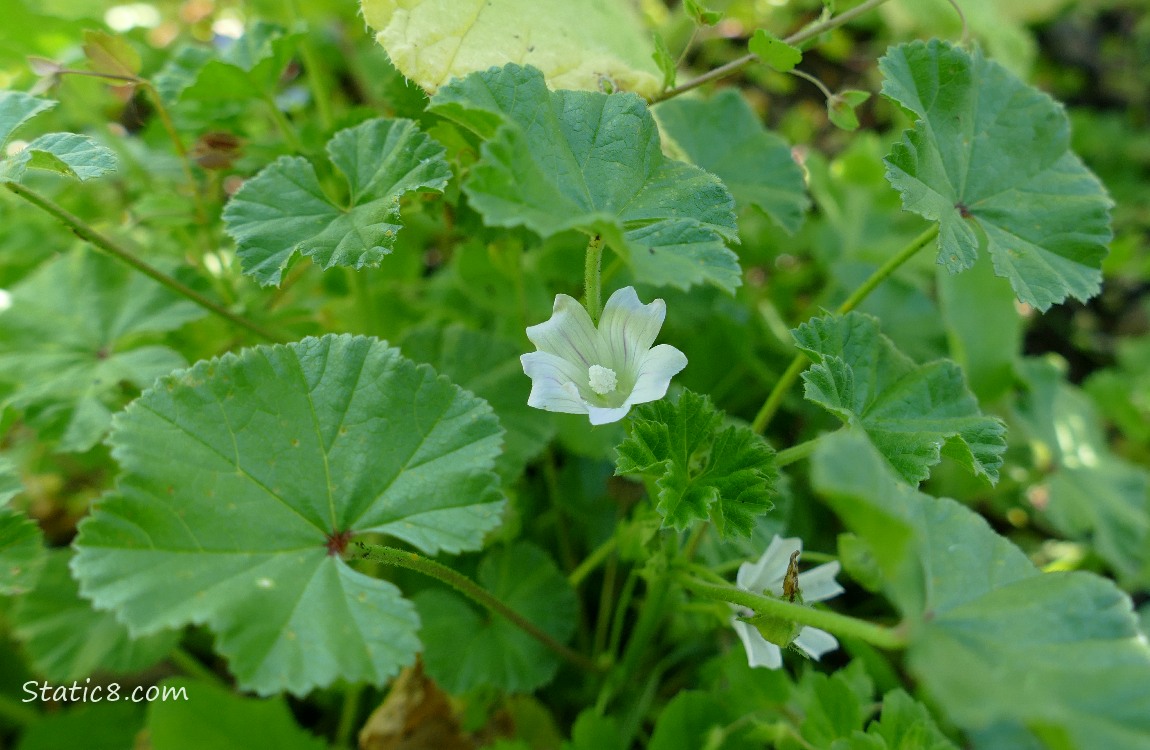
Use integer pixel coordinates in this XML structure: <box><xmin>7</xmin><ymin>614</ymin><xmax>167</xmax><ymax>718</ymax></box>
<box><xmin>731</xmin><ymin>617</ymin><xmax>784</xmax><ymax>669</ymax></box>
<box><xmin>797</xmin><ymin>561</ymin><xmax>844</xmax><ymax>603</ymax></box>
<box><xmin>625</xmin><ymin>344</ymin><xmax>688</xmax><ymax>406</ymax></box>
<box><xmin>526</xmin><ymin>293</ymin><xmax>607</xmax><ymax>368</ymax></box>
<box><xmin>585</xmin><ymin>403</ymin><xmax>634</xmax><ymax>425</ymax></box>
<box><xmin>521</xmin><ymin>352</ymin><xmax>590</xmax><ymax>414</ymax></box>
<box><xmin>793</xmin><ymin>627</ymin><xmax>839</xmax><ymax>660</ymax></box>
<box><xmin>737</xmin><ymin>535</ymin><xmax>801</xmax><ymax>594</ymax></box>
<box><xmin>599</xmin><ymin>286</ymin><xmax>666</xmax><ymax>376</ymax></box>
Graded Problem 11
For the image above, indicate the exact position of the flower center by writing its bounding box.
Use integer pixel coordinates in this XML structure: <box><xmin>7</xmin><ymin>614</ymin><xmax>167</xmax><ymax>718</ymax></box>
<box><xmin>587</xmin><ymin>365</ymin><xmax>618</xmax><ymax>395</ymax></box>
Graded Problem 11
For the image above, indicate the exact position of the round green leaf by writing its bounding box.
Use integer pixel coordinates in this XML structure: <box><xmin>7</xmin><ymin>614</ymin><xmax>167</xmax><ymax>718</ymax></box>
<box><xmin>414</xmin><ymin>542</ymin><xmax>576</xmax><ymax>694</ymax></box>
<box><xmin>73</xmin><ymin>335</ymin><xmax>505</xmax><ymax>695</ymax></box>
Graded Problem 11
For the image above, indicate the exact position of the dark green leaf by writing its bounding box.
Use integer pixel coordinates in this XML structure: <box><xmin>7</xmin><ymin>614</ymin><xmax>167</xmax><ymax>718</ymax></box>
<box><xmin>73</xmin><ymin>335</ymin><xmax>505</xmax><ymax>695</ymax></box>
<box><xmin>881</xmin><ymin>40</ymin><xmax>1112</xmax><ymax>310</ymax></box>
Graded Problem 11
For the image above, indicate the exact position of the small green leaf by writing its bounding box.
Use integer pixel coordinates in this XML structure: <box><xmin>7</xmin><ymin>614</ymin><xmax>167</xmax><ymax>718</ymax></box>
<box><xmin>0</xmin><ymin>249</ymin><xmax>202</xmax><ymax>452</ymax></box>
<box><xmin>223</xmin><ymin>117</ymin><xmax>451</xmax><ymax>286</ymax></box>
<box><xmin>827</xmin><ymin>89</ymin><xmax>870</xmax><ymax>131</ymax></box>
<box><xmin>415</xmin><ymin>542</ymin><xmax>576</xmax><ymax>694</ymax></box>
<box><xmin>649</xmin><ymin>692</ymin><xmax>734</xmax><ymax>750</ymax></box>
<box><xmin>615</xmin><ymin>390</ymin><xmax>776</xmax><ymax>537</ymax></box>
<box><xmin>0</xmin><ymin>90</ymin><xmax>54</xmax><ymax>147</ymax></box>
<box><xmin>683</xmin><ymin>0</ymin><xmax>723</xmax><ymax>26</ymax></box>
<box><xmin>362</xmin><ymin>0</ymin><xmax>663</xmax><ymax>98</ymax></box>
<box><xmin>655</xmin><ymin>89</ymin><xmax>809</xmax><ymax>233</ymax></box>
<box><xmin>11</xmin><ymin>550</ymin><xmax>179</xmax><ymax>680</ymax></box>
<box><xmin>147</xmin><ymin>678</ymin><xmax>327</xmax><ymax>750</ymax></box>
<box><xmin>73</xmin><ymin>335</ymin><xmax>505</xmax><ymax>695</ymax></box>
<box><xmin>749</xmin><ymin>30</ymin><xmax>802</xmax><ymax>72</ymax></box>
<box><xmin>652</xmin><ymin>32</ymin><xmax>677</xmax><ymax>90</ymax></box>
<box><xmin>793</xmin><ymin>312</ymin><xmax>1006</xmax><ymax>485</ymax></box>
<box><xmin>4</xmin><ymin>132</ymin><xmax>117</xmax><ymax>181</ymax></box>
<box><xmin>430</xmin><ymin>64</ymin><xmax>741</xmax><ymax>293</ymax></box>
<box><xmin>881</xmin><ymin>40</ymin><xmax>1112</xmax><ymax>310</ymax></box>
<box><xmin>812</xmin><ymin>431</ymin><xmax>1150</xmax><ymax>748</ymax></box>
<box><xmin>864</xmin><ymin>689</ymin><xmax>958</xmax><ymax>750</ymax></box>
<box><xmin>178</xmin><ymin>21</ymin><xmax>298</xmax><ymax>103</ymax></box>
<box><xmin>82</xmin><ymin>29</ymin><xmax>141</xmax><ymax>79</ymax></box>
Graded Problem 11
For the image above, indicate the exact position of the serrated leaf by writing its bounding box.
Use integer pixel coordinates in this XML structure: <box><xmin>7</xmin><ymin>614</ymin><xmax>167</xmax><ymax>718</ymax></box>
<box><xmin>362</xmin><ymin>0</ymin><xmax>663</xmax><ymax>98</ymax></box>
<box><xmin>0</xmin><ymin>249</ymin><xmax>203</xmax><ymax>452</ymax></box>
<box><xmin>414</xmin><ymin>542</ymin><xmax>576</xmax><ymax>694</ymax></box>
<box><xmin>812</xmin><ymin>431</ymin><xmax>1150</xmax><ymax>749</ymax></box>
<box><xmin>749</xmin><ymin>30</ymin><xmax>802</xmax><ymax>72</ymax></box>
<box><xmin>881</xmin><ymin>40</ymin><xmax>1112</xmax><ymax>310</ymax></box>
<box><xmin>655</xmin><ymin>89</ymin><xmax>808</xmax><ymax>233</ymax></box>
<box><xmin>793</xmin><ymin>312</ymin><xmax>1006</xmax><ymax>485</ymax></box>
<box><xmin>72</xmin><ymin>335</ymin><xmax>505</xmax><ymax>695</ymax></box>
<box><xmin>0</xmin><ymin>455</ymin><xmax>44</xmax><ymax>596</ymax></box>
<box><xmin>430</xmin><ymin>64</ymin><xmax>741</xmax><ymax>293</ymax></box>
<box><xmin>223</xmin><ymin>117</ymin><xmax>451</xmax><ymax>286</ymax></box>
<box><xmin>3</xmin><ymin>132</ymin><xmax>116</xmax><ymax>182</ymax></box>
<box><xmin>615</xmin><ymin>390</ymin><xmax>775</xmax><ymax>537</ymax></box>
<box><xmin>649</xmin><ymin>691</ymin><xmax>748</xmax><ymax>750</ymax></box>
<box><xmin>864</xmin><ymin>689</ymin><xmax>958</xmax><ymax>750</ymax></box>
<box><xmin>11</xmin><ymin>551</ymin><xmax>179</xmax><ymax>680</ymax></box>
<box><xmin>0</xmin><ymin>90</ymin><xmax>54</xmax><ymax>147</ymax></box>
<box><xmin>82</xmin><ymin>29</ymin><xmax>141</xmax><ymax>79</ymax></box>
<box><xmin>147</xmin><ymin>678</ymin><xmax>327</xmax><ymax>750</ymax></box>
<box><xmin>1015</xmin><ymin>358</ymin><xmax>1150</xmax><ymax>587</ymax></box>
<box><xmin>400</xmin><ymin>325</ymin><xmax>555</xmax><ymax>481</ymax></box>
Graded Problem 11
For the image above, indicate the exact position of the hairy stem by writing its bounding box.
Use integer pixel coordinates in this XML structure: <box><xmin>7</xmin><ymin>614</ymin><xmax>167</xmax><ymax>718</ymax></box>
<box><xmin>776</xmin><ymin>435</ymin><xmax>822</xmax><ymax>467</ymax></box>
<box><xmin>357</xmin><ymin>543</ymin><xmax>602</xmax><ymax>673</ymax></box>
<box><xmin>679</xmin><ymin>574</ymin><xmax>908</xmax><ymax>650</ymax></box>
<box><xmin>584</xmin><ymin>233</ymin><xmax>604</xmax><ymax>323</ymax></box>
<box><xmin>751</xmin><ymin>224</ymin><xmax>939</xmax><ymax>433</ymax></box>
<box><xmin>4</xmin><ymin>181</ymin><xmax>282</xmax><ymax>342</ymax></box>
<box><xmin>569</xmin><ymin>534</ymin><xmax>619</xmax><ymax>588</ymax></box>
<box><xmin>652</xmin><ymin>0</ymin><xmax>895</xmax><ymax>102</ymax></box>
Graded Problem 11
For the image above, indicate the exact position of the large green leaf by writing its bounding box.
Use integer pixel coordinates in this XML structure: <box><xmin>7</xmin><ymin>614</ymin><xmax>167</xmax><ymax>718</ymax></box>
<box><xmin>400</xmin><ymin>325</ymin><xmax>555</xmax><ymax>481</ymax></box>
<box><xmin>793</xmin><ymin>312</ymin><xmax>1005</xmax><ymax>485</ymax></box>
<box><xmin>414</xmin><ymin>542</ymin><xmax>576</xmax><ymax>694</ymax></box>
<box><xmin>615</xmin><ymin>390</ymin><xmax>776</xmax><ymax>537</ymax></box>
<box><xmin>0</xmin><ymin>91</ymin><xmax>115</xmax><ymax>183</ymax></box>
<box><xmin>881</xmin><ymin>40</ymin><xmax>1112</xmax><ymax>310</ymax></box>
<box><xmin>162</xmin><ymin>21</ymin><xmax>298</xmax><ymax>103</ymax></box>
<box><xmin>223</xmin><ymin>117</ymin><xmax>451</xmax><ymax>286</ymax></box>
<box><xmin>1014</xmin><ymin>358</ymin><xmax>1150</xmax><ymax>587</ymax></box>
<box><xmin>72</xmin><ymin>335</ymin><xmax>505</xmax><ymax>695</ymax></box>
<box><xmin>361</xmin><ymin>0</ymin><xmax>662</xmax><ymax>98</ymax></box>
<box><xmin>429</xmin><ymin>64</ymin><xmax>741</xmax><ymax>293</ymax></box>
<box><xmin>10</xmin><ymin>551</ymin><xmax>179</xmax><ymax>680</ymax></box>
<box><xmin>0</xmin><ymin>454</ymin><xmax>43</xmax><ymax>596</ymax></box>
<box><xmin>14</xmin><ymin>702</ymin><xmax>144</xmax><ymax>750</ymax></box>
<box><xmin>0</xmin><ymin>249</ymin><xmax>203</xmax><ymax>452</ymax></box>
<box><xmin>812</xmin><ymin>431</ymin><xmax>1150</xmax><ymax>749</ymax></box>
<box><xmin>654</xmin><ymin>89</ymin><xmax>809</xmax><ymax>234</ymax></box>
<box><xmin>147</xmin><ymin>678</ymin><xmax>327</xmax><ymax>750</ymax></box>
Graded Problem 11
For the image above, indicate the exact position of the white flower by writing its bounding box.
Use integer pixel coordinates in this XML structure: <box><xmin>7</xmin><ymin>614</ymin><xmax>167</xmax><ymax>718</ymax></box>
<box><xmin>520</xmin><ymin>287</ymin><xmax>687</xmax><ymax>425</ymax></box>
<box><xmin>731</xmin><ymin>535</ymin><xmax>844</xmax><ymax>669</ymax></box>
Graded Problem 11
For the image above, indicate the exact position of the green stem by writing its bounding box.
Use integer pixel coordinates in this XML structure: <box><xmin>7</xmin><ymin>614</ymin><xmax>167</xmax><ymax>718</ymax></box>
<box><xmin>652</xmin><ymin>0</ymin><xmax>895</xmax><ymax>102</ymax></box>
<box><xmin>569</xmin><ymin>535</ymin><xmax>619</xmax><ymax>588</ymax></box>
<box><xmin>4</xmin><ymin>182</ymin><xmax>283</xmax><ymax>342</ymax></box>
<box><xmin>788</xmin><ymin>68</ymin><xmax>834</xmax><ymax>100</ymax></box>
<box><xmin>141</xmin><ymin>81</ymin><xmax>208</xmax><ymax>228</ymax></box>
<box><xmin>356</xmin><ymin>543</ymin><xmax>602</xmax><ymax>673</ymax></box>
<box><xmin>751</xmin><ymin>224</ymin><xmax>939</xmax><ymax>433</ymax></box>
<box><xmin>592</xmin><ymin>551</ymin><xmax>619</xmax><ymax>657</ymax></box>
<box><xmin>263</xmin><ymin>95</ymin><xmax>305</xmax><ymax>153</ymax></box>
<box><xmin>679</xmin><ymin>574</ymin><xmax>907</xmax><ymax>650</ymax></box>
<box><xmin>584</xmin><ymin>233</ymin><xmax>604</xmax><ymax>323</ymax></box>
<box><xmin>169</xmin><ymin>646</ymin><xmax>229</xmax><ymax>687</ymax></box>
<box><xmin>543</xmin><ymin>448</ymin><xmax>577</xmax><ymax>573</ymax></box>
<box><xmin>606</xmin><ymin>567</ymin><xmax>639</xmax><ymax>662</ymax></box>
<box><xmin>776</xmin><ymin>435</ymin><xmax>821</xmax><ymax>467</ymax></box>
<box><xmin>0</xmin><ymin>692</ymin><xmax>39</xmax><ymax>726</ymax></box>
<box><xmin>285</xmin><ymin>0</ymin><xmax>335</xmax><ymax>133</ymax></box>
<box><xmin>334</xmin><ymin>682</ymin><xmax>364</xmax><ymax>748</ymax></box>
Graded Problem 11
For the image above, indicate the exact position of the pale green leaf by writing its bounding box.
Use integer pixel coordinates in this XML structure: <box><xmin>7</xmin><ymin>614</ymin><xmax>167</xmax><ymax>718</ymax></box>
<box><xmin>4</xmin><ymin>132</ymin><xmax>116</xmax><ymax>182</ymax></box>
<box><xmin>361</xmin><ymin>0</ymin><xmax>662</xmax><ymax>98</ymax></box>
<box><xmin>793</xmin><ymin>312</ymin><xmax>1005</xmax><ymax>485</ymax></box>
<box><xmin>147</xmin><ymin>678</ymin><xmax>327</xmax><ymax>750</ymax></box>
<box><xmin>683</xmin><ymin>0</ymin><xmax>722</xmax><ymax>26</ymax></box>
<box><xmin>615</xmin><ymin>390</ymin><xmax>776</xmax><ymax>537</ymax></box>
<box><xmin>0</xmin><ymin>90</ymin><xmax>54</xmax><ymax>147</ymax></box>
<box><xmin>749</xmin><ymin>30</ymin><xmax>802</xmax><ymax>72</ymax></box>
<box><xmin>400</xmin><ymin>325</ymin><xmax>555</xmax><ymax>481</ymax></box>
<box><xmin>415</xmin><ymin>542</ymin><xmax>576</xmax><ymax>694</ymax></box>
<box><xmin>11</xmin><ymin>551</ymin><xmax>179</xmax><ymax>680</ymax></box>
<box><xmin>72</xmin><ymin>335</ymin><xmax>505</xmax><ymax>695</ymax></box>
<box><xmin>812</xmin><ymin>431</ymin><xmax>1150</xmax><ymax>749</ymax></box>
<box><xmin>827</xmin><ymin>90</ymin><xmax>870</xmax><ymax>132</ymax></box>
<box><xmin>0</xmin><ymin>249</ymin><xmax>202</xmax><ymax>452</ymax></box>
<box><xmin>652</xmin><ymin>32</ymin><xmax>676</xmax><ymax>90</ymax></box>
<box><xmin>429</xmin><ymin>64</ymin><xmax>741</xmax><ymax>293</ymax></box>
<box><xmin>223</xmin><ymin>117</ymin><xmax>450</xmax><ymax>286</ymax></box>
<box><xmin>655</xmin><ymin>89</ymin><xmax>808</xmax><ymax>233</ymax></box>
<box><xmin>82</xmin><ymin>29</ymin><xmax>141</xmax><ymax>79</ymax></box>
<box><xmin>881</xmin><ymin>40</ymin><xmax>1112</xmax><ymax>310</ymax></box>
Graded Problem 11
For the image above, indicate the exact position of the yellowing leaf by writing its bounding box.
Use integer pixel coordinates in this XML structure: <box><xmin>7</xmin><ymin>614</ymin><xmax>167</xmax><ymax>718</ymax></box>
<box><xmin>361</xmin><ymin>0</ymin><xmax>663</xmax><ymax>99</ymax></box>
